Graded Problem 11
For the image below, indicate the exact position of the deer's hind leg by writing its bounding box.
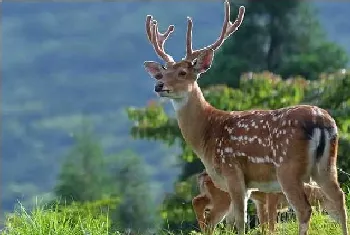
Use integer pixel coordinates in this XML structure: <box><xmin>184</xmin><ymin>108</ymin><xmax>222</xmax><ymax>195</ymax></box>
<box><xmin>311</xmin><ymin>134</ymin><xmax>348</xmax><ymax>235</ymax></box>
<box><xmin>276</xmin><ymin>164</ymin><xmax>312</xmax><ymax>235</ymax></box>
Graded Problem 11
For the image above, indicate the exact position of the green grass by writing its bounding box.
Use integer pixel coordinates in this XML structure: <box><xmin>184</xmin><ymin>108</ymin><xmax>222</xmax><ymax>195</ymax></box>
<box><xmin>1</xmin><ymin>203</ymin><xmax>348</xmax><ymax>235</ymax></box>
<box><xmin>2</xmin><ymin>202</ymin><xmax>119</xmax><ymax>235</ymax></box>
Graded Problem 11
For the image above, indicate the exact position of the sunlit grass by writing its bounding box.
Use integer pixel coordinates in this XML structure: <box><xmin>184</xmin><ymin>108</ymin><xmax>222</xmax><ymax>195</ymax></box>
<box><xmin>2</xmin><ymin>202</ymin><xmax>119</xmax><ymax>235</ymax></box>
<box><xmin>2</xmin><ymin>203</ymin><xmax>348</xmax><ymax>235</ymax></box>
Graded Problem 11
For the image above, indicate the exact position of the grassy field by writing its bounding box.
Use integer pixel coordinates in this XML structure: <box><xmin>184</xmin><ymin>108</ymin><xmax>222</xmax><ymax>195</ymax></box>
<box><xmin>1</xmin><ymin>202</ymin><xmax>348</xmax><ymax>235</ymax></box>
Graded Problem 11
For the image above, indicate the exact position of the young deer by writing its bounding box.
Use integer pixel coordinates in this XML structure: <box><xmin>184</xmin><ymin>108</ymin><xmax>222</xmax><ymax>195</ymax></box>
<box><xmin>193</xmin><ymin>170</ymin><xmax>338</xmax><ymax>234</ymax></box>
<box><xmin>143</xmin><ymin>1</ymin><xmax>348</xmax><ymax>234</ymax></box>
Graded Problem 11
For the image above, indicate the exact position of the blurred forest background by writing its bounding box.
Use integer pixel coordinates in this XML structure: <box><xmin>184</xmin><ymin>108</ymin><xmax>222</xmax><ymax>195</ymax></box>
<box><xmin>2</xmin><ymin>0</ymin><xmax>350</xmax><ymax>234</ymax></box>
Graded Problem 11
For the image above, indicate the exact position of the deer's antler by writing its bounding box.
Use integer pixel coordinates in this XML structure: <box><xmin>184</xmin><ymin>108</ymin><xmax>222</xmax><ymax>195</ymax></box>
<box><xmin>185</xmin><ymin>0</ymin><xmax>245</xmax><ymax>61</ymax></box>
<box><xmin>145</xmin><ymin>15</ymin><xmax>175</xmax><ymax>63</ymax></box>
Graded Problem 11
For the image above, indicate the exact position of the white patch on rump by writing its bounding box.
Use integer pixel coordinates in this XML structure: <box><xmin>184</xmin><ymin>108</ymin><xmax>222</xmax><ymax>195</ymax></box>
<box><xmin>307</xmin><ymin>128</ymin><xmax>321</xmax><ymax>174</ymax></box>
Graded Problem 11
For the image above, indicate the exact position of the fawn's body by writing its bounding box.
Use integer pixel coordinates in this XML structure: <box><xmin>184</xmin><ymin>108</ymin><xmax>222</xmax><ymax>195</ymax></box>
<box><xmin>143</xmin><ymin>1</ymin><xmax>348</xmax><ymax>234</ymax></box>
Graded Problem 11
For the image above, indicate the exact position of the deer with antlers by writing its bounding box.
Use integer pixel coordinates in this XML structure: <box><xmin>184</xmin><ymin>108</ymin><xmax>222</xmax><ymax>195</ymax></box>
<box><xmin>192</xmin><ymin>170</ymin><xmax>337</xmax><ymax>234</ymax></box>
<box><xmin>143</xmin><ymin>1</ymin><xmax>348</xmax><ymax>234</ymax></box>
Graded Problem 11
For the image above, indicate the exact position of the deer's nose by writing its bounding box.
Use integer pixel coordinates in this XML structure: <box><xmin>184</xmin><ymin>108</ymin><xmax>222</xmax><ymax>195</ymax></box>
<box><xmin>154</xmin><ymin>82</ymin><xmax>164</xmax><ymax>92</ymax></box>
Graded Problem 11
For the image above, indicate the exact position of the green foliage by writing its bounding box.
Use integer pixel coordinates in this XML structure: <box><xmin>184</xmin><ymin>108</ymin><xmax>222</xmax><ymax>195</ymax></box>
<box><xmin>127</xmin><ymin>102</ymin><xmax>181</xmax><ymax>146</ymax></box>
<box><xmin>199</xmin><ymin>0</ymin><xmax>348</xmax><ymax>88</ymax></box>
<box><xmin>127</xmin><ymin>71</ymin><xmax>350</xmax><ymax>232</ymax></box>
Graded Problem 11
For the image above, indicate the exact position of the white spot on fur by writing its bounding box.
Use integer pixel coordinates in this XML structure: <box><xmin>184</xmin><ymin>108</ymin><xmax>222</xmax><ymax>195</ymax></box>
<box><xmin>273</xmin><ymin>149</ymin><xmax>276</xmax><ymax>157</ymax></box>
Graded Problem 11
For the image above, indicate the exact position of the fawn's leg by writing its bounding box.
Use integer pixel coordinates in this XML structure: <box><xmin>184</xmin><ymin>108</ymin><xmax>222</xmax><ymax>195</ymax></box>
<box><xmin>255</xmin><ymin>201</ymin><xmax>268</xmax><ymax>234</ymax></box>
<box><xmin>267</xmin><ymin>193</ymin><xmax>279</xmax><ymax>234</ymax></box>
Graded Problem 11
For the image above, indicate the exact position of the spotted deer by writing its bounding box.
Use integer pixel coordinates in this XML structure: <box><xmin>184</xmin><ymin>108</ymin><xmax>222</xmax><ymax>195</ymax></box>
<box><xmin>193</xmin><ymin>170</ymin><xmax>339</xmax><ymax>234</ymax></box>
<box><xmin>143</xmin><ymin>1</ymin><xmax>348</xmax><ymax>234</ymax></box>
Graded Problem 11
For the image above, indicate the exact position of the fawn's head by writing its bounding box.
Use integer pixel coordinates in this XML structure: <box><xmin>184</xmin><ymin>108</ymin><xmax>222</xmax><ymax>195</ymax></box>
<box><xmin>197</xmin><ymin>170</ymin><xmax>213</xmax><ymax>193</ymax></box>
<box><xmin>144</xmin><ymin>1</ymin><xmax>245</xmax><ymax>100</ymax></box>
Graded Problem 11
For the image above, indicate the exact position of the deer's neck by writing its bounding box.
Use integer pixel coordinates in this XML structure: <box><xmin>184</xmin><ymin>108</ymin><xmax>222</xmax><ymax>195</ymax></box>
<box><xmin>171</xmin><ymin>82</ymin><xmax>212</xmax><ymax>156</ymax></box>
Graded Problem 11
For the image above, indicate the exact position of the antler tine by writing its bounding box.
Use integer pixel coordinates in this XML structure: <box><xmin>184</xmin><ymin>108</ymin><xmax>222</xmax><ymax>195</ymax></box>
<box><xmin>207</xmin><ymin>1</ymin><xmax>245</xmax><ymax>51</ymax></box>
<box><xmin>145</xmin><ymin>15</ymin><xmax>153</xmax><ymax>43</ymax></box>
<box><xmin>223</xmin><ymin>6</ymin><xmax>245</xmax><ymax>38</ymax></box>
<box><xmin>186</xmin><ymin>17</ymin><xmax>193</xmax><ymax>56</ymax></box>
<box><xmin>185</xmin><ymin>1</ymin><xmax>245</xmax><ymax>61</ymax></box>
<box><xmin>146</xmin><ymin>15</ymin><xmax>175</xmax><ymax>63</ymax></box>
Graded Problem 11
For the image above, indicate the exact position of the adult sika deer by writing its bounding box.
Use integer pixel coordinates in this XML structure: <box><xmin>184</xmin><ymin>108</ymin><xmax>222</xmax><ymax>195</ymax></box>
<box><xmin>143</xmin><ymin>1</ymin><xmax>348</xmax><ymax>234</ymax></box>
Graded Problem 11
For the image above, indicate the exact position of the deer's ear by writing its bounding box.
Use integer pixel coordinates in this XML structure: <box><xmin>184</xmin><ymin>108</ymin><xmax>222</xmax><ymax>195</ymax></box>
<box><xmin>193</xmin><ymin>49</ymin><xmax>214</xmax><ymax>74</ymax></box>
<box><xmin>144</xmin><ymin>61</ymin><xmax>164</xmax><ymax>77</ymax></box>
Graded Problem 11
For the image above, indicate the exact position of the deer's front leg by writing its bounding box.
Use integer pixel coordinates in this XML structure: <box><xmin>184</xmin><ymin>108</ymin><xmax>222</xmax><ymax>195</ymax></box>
<box><xmin>224</xmin><ymin>166</ymin><xmax>247</xmax><ymax>235</ymax></box>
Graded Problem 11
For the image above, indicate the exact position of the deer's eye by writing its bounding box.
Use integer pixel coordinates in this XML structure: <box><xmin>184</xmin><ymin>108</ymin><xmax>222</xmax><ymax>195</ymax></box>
<box><xmin>155</xmin><ymin>73</ymin><xmax>163</xmax><ymax>80</ymax></box>
<box><xmin>178</xmin><ymin>71</ymin><xmax>187</xmax><ymax>76</ymax></box>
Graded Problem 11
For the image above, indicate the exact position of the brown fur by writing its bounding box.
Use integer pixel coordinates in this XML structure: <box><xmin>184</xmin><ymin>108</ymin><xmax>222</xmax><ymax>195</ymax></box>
<box><xmin>143</xmin><ymin>1</ymin><xmax>348</xmax><ymax>234</ymax></box>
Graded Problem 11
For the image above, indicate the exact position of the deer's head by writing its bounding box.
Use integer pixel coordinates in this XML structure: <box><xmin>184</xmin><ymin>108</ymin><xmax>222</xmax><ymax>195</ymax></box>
<box><xmin>144</xmin><ymin>1</ymin><xmax>245</xmax><ymax>100</ymax></box>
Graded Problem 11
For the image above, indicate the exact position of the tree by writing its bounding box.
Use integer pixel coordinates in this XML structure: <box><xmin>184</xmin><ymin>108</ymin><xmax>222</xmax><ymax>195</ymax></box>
<box><xmin>199</xmin><ymin>0</ymin><xmax>348</xmax><ymax>88</ymax></box>
<box><xmin>54</xmin><ymin>122</ymin><xmax>160</xmax><ymax>234</ymax></box>
<box><xmin>106</xmin><ymin>150</ymin><xmax>160</xmax><ymax>234</ymax></box>
<box><xmin>54</xmin><ymin>122</ymin><xmax>107</xmax><ymax>202</ymax></box>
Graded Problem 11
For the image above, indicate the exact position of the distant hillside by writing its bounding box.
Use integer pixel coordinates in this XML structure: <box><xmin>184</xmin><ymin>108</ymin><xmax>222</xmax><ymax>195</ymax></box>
<box><xmin>2</xmin><ymin>1</ymin><xmax>350</xmax><ymax>214</ymax></box>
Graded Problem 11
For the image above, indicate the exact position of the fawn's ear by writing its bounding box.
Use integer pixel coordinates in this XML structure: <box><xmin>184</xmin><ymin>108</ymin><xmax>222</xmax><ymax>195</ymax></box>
<box><xmin>193</xmin><ymin>49</ymin><xmax>214</xmax><ymax>74</ymax></box>
<box><xmin>144</xmin><ymin>61</ymin><xmax>164</xmax><ymax>78</ymax></box>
